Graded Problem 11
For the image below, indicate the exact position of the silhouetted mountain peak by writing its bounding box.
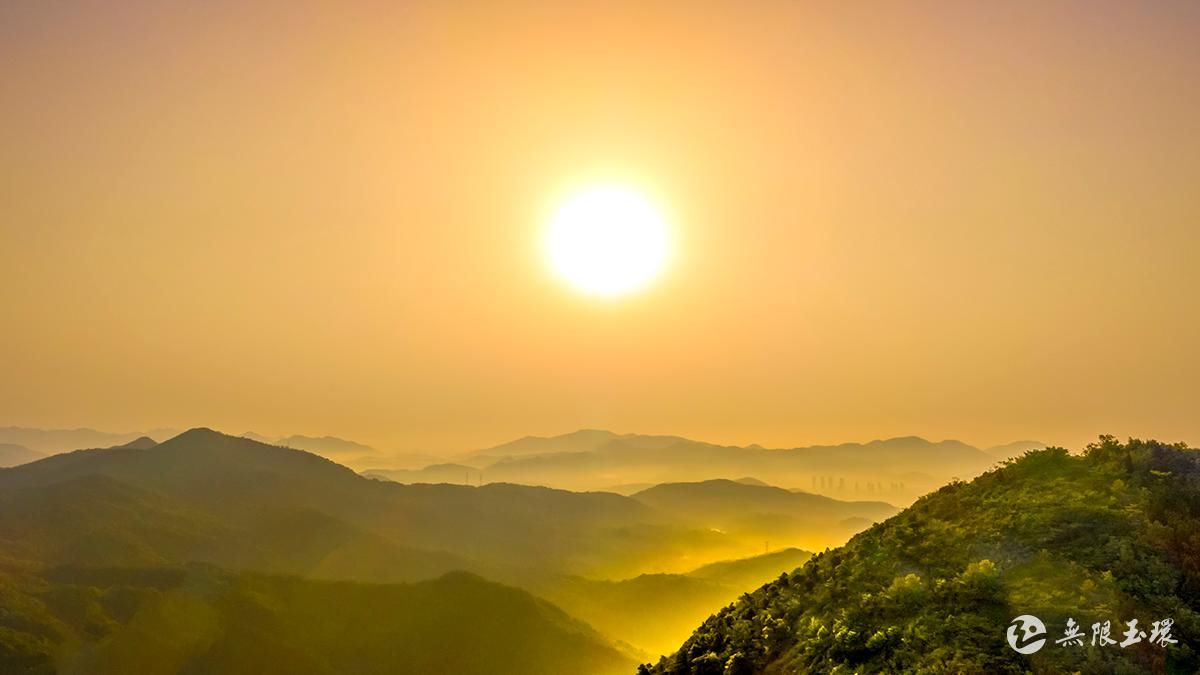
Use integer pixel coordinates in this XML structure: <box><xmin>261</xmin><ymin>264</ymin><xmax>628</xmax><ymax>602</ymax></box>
<box><xmin>157</xmin><ymin>427</ymin><xmax>309</xmax><ymax>456</ymax></box>
<box><xmin>167</xmin><ymin>427</ymin><xmax>226</xmax><ymax>444</ymax></box>
<box><xmin>878</xmin><ymin>435</ymin><xmax>927</xmax><ymax>444</ymax></box>
<box><xmin>635</xmin><ymin>478</ymin><xmax>791</xmax><ymax>500</ymax></box>
<box><xmin>0</xmin><ymin>426</ymin><xmax>363</xmax><ymax>496</ymax></box>
<box><xmin>116</xmin><ymin>436</ymin><xmax>158</xmax><ymax>450</ymax></box>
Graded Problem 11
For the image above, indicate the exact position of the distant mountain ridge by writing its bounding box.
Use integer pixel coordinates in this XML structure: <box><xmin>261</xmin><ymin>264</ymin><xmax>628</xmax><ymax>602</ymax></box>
<box><xmin>390</xmin><ymin>430</ymin><xmax>1047</xmax><ymax>504</ymax></box>
<box><xmin>468</xmin><ymin>431</ymin><xmax>1030</xmax><ymax>464</ymax></box>
<box><xmin>273</xmin><ymin>433</ymin><xmax>375</xmax><ymax>455</ymax></box>
<box><xmin>0</xmin><ymin>426</ymin><xmax>176</xmax><ymax>453</ymax></box>
<box><xmin>0</xmin><ymin>442</ymin><xmax>42</xmax><ymax>467</ymax></box>
<box><xmin>983</xmin><ymin>439</ymin><xmax>1047</xmax><ymax>459</ymax></box>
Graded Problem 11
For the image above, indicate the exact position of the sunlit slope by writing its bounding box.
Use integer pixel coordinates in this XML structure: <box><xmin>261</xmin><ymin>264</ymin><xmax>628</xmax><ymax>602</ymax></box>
<box><xmin>684</xmin><ymin>547</ymin><xmax>814</xmax><ymax>590</ymax></box>
<box><xmin>0</xmin><ymin>566</ymin><xmax>637</xmax><ymax>675</ymax></box>
<box><xmin>529</xmin><ymin>548</ymin><xmax>813</xmax><ymax>658</ymax></box>
<box><xmin>646</xmin><ymin>437</ymin><xmax>1200</xmax><ymax>674</ymax></box>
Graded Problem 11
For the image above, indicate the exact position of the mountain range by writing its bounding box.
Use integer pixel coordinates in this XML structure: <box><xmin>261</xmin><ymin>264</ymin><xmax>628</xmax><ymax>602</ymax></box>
<box><xmin>369</xmin><ymin>430</ymin><xmax>1045</xmax><ymax>505</ymax></box>
<box><xmin>11</xmin><ymin>425</ymin><xmax>1133</xmax><ymax>673</ymax></box>
<box><xmin>0</xmin><ymin>428</ymin><xmax>885</xmax><ymax>666</ymax></box>
<box><xmin>0</xmin><ymin>427</ymin><xmax>177</xmax><ymax>455</ymax></box>
<box><xmin>241</xmin><ymin>433</ymin><xmax>385</xmax><ymax>467</ymax></box>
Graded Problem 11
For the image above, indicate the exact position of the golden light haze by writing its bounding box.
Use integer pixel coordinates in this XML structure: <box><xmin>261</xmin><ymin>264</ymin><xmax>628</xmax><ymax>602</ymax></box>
<box><xmin>2</xmin><ymin>1</ymin><xmax>1198</xmax><ymax>454</ymax></box>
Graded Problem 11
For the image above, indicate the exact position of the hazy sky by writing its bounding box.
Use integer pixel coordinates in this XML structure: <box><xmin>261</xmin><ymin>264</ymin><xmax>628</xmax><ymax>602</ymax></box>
<box><xmin>2</xmin><ymin>1</ymin><xmax>1198</xmax><ymax>454</ymax></box>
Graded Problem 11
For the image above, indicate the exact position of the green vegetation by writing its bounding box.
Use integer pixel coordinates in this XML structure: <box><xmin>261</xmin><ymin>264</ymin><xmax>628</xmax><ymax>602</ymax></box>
<box><xmin>646</xmin><ymin>437</ymin><xmax>1200</xmax><ymax>674</ymax></box>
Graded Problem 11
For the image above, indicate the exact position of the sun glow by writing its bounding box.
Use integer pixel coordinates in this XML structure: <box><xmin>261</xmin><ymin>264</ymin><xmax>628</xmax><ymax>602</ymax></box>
<box><xmin>544</xmin><ymin>185</ymin><xmax>671</xmax><ymax>297</ymax></box>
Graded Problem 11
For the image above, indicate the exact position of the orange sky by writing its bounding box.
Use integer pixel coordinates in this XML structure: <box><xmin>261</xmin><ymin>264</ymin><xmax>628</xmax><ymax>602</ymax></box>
<box><xmin>2</xmin><ymin>1</ymin><xmax>1198</xmax><ymax>454</ymax></box>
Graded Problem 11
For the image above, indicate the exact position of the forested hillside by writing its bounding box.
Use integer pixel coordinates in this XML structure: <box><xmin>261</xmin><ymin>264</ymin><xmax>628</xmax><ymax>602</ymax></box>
<box><xmin>647</xmin><ymin>437</ymin><xmax>1200</xmax><ymax>674</ymax></box>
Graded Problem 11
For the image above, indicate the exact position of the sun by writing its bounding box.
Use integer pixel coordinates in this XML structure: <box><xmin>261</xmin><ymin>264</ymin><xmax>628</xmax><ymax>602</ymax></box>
<box><xmin>544</xmin><ymin>184</ymin><xmax>671</xmax><ymax>297</ymax></box>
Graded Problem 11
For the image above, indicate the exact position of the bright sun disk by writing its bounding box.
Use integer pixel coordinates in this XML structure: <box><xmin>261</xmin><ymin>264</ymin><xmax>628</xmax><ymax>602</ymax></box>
<box><xmin>544</xmin><ymin>185</ymin><xmax>670</xmax><ymax>297</ymax></box>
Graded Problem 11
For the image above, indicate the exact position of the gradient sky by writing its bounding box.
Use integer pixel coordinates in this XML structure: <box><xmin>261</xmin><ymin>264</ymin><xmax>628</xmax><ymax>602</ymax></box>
<box><xmin>2</xmin><ymin>0</ymin><xmax>1198</xmax><ymax>454</ymax></box>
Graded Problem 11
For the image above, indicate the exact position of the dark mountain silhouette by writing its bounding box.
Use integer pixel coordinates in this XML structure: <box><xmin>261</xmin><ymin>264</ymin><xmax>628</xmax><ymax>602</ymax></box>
<box><xmin>0</xmin><ymin>428</ymin><xmax>366</xmax><ymax>521</ymax></box>
<box><xmin>114</xmin><ymin>435</ymin><xmax>158</xmax><ymax>450</ymax></box>
<box><xmin>0</xmin><ymin>565</ymin><xmax>637</xmax><ymax>675</ymax></box>
<box><xmin>646</xmin><ymin>437</ymin><xmax>1200</xmax><ymax>674</ymax></box>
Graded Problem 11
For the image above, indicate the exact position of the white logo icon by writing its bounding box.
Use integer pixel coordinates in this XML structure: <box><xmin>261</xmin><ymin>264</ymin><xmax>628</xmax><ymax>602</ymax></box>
<box><xmin>1007</xmin><ymin>615</ymin><xmax>1047</xmax><ymax>654</ymax></box>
